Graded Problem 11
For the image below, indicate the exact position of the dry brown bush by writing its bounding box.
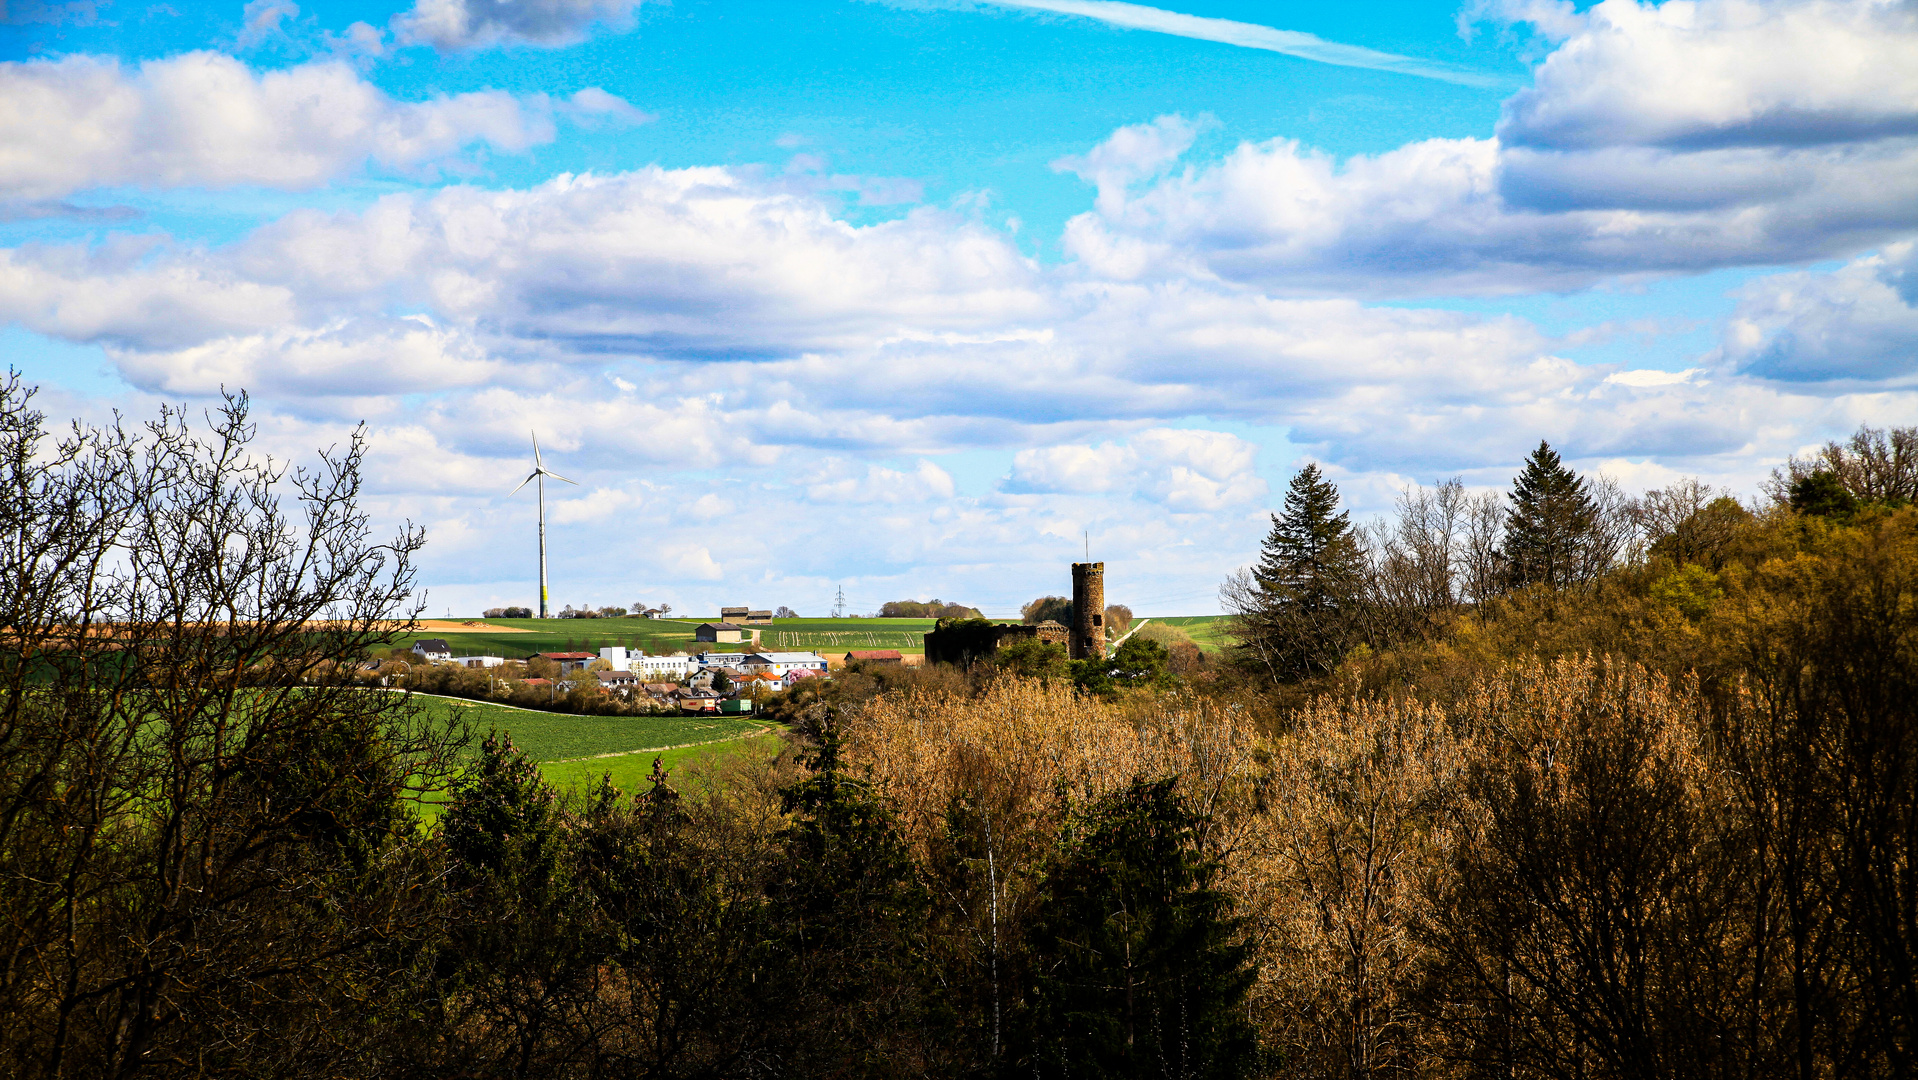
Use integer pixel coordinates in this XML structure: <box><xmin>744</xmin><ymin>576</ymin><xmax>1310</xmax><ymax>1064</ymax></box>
<box><xmin>842</xmin><ymin>675</ymin><xmax>1468</xmax><ymax>1077</ymax></box>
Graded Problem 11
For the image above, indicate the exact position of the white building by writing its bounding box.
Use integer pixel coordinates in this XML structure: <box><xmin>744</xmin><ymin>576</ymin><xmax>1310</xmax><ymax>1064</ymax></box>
<box><xmin>412</xmin><ymin>638</ymin><xmax>452</xmax><ymax>662</ymax></box>
<box><xmin>453</xmin><ymin>655</ymin><xmax>504</xmax><ymax>669</ymax></box>
<box><xmin>696</xmin><ymin>652</ymin><xmax>749</xmax><ymax>670</ymax></box>
<box><xmin>631</xmin><ymin>653</ymin><xmax>696</xmax><ymax>679</ymax></box>
<box><xmin>741</xmin><ymin>652</ymin><xmax>830</xmax><ymax>676</ymax></box>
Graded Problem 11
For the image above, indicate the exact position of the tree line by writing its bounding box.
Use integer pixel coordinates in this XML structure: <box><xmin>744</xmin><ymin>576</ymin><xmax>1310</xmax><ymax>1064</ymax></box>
<box><xmin>2</xmin><ymin>373</ymin><xmax>1914</xmax><ymax>1079</ymax></box>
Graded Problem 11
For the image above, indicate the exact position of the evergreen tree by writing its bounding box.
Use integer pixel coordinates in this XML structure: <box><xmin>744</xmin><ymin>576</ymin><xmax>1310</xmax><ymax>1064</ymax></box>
<box><xmin>770</xmin><ymin>714</ymin><xmax>937</xmax><ymax>1072</ymax></box>
<box><xmin>1502</xmin><ymin>441</ymin><xmax>1600</xmax><ymax>589</ymax></box>
<box><xmin>1231</xmin><ymin>464</ymin><xmax>1367</xmax><ymax>681</ymax></box>
<box><xmin>1789</xmin><ymin>469</ymin><xmax>1860</xmax><ymax>520</ymax></box>
<box><xmin>1256</xmin><ymin>463</ymin><xmax>1365</xmax><ymax>612</ymax></box>
<box><xmin>1016</xmin><ymin>778</ymin><xmax>1258</xmax><ymax>1079</ymax></box>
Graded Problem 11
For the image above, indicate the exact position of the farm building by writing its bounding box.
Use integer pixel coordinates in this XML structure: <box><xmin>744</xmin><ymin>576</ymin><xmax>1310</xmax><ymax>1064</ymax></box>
<box><xmin>532</xmin><ymin>651</ymin><xmax>595</xmax><ymax>673</ymax></box>
<box><xmin>412</xmin><ymin>639</ymin><xmax>452</xmax><ymax>661</ymax></box>
<box><xmin>845</xmin><ymin>649</ymin><xmax>903</xmax><ymax>665</ymax></box>
<box><xmin>696</xmin><ymin>622</ymin><xmax>745</xmax><ymax>644</ymax></box>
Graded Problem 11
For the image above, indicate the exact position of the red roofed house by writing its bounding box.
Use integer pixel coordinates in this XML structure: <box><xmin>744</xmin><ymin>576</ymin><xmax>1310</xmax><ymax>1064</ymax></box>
<box><xmin>533</xmin><ymin>651</ymin><xmax>595</xmax><ymax>674</ymax></box>
<box><xmin>845</xmin><ymin>649</ymin><xmax>903</xmax><ymax>666</ymax></box>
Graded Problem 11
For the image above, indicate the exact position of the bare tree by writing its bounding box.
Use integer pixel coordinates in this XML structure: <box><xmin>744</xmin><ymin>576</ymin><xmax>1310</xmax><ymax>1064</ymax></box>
<box><xmin>1765</xmin><ymin>424</ymin><xmax>1918</xmax><ymax>505</ymax></box>
<box><xmin>0</xmin><ymin>377</ymin><xmax>461</xmax><ymax>1077</ymax></box>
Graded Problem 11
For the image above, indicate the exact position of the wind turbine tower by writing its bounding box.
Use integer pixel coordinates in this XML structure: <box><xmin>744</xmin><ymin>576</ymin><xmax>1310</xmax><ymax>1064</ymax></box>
<box><xmin>509</xmin><ymin>433</ymin><xmax>577</xmax><ymax>618</ymax></box>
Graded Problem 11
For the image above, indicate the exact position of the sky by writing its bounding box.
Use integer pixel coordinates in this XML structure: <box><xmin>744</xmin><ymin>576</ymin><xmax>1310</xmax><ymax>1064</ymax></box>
<box><xmin>2</xmin><ymin>0</ymin><xmax>1915</xmax><ymax>619</ymax></box>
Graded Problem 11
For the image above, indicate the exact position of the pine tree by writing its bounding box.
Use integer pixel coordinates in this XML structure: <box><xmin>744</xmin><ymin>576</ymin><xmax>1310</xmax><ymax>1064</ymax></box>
<box><xmin>1016</xmin><ymin>778</ymin><xmax>1258</xmax><ymax>1079</ymax></box>
<box><xmin>1502</xmin><ymin>441</ymin><xmax>1599</xmax><ymax>590</ymax></box>
<box><xmin>1232</xmin><ymin>464</ymin><xmax>1368</xmax><ymax>681</ymax></box>
<box><xmin>1256</xmin><ymin>463</ymin><xmax>1365</xmax><ymax>614</ymax></box>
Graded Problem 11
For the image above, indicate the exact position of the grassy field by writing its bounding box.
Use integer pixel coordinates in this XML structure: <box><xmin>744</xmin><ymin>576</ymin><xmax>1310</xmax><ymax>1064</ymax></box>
<box><xmin>408</xmin><ymin>694</ymin><xmax>778</xmax><ymax>800</ymax></box>
<box><xmin>540</xmin><ymin>732</ymin><xmax>782</xmax><ymax>794</ymax></box>
<box><xmin>1151</xmin><ymin>615</ymin><xmax>1237</xmax><ymax>651</ymax></box>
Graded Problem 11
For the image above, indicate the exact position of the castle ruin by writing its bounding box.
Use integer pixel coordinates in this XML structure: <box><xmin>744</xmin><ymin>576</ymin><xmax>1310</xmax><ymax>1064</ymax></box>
<box><xmin>920</xmin><ymin>560</ymin><xmax>1109</xmax><ymax>667</ymax></box>
<box><xmin>1071</xmin><ymin>561</ymin><xmax>1106</xmax><ymax>660</ymax></box>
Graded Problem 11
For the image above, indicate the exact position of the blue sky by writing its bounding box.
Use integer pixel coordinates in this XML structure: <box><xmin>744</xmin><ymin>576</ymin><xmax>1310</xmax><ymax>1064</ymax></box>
<box><xmin>2</xmin><ymin>0</ymin><xmax>1915</xmax><ymax>617</ymax></box>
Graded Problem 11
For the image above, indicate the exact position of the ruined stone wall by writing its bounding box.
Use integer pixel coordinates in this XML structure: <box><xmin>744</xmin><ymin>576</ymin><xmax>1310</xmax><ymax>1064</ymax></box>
<box><xmin>1070</xmin><ymin>562</ymin><xmax>1106</xmax><ymax>660</ymax></box>
<box><xmin>924</xmin><ymin>618</ymin><xmax>1073</xmax><ymax>667</ymax></box>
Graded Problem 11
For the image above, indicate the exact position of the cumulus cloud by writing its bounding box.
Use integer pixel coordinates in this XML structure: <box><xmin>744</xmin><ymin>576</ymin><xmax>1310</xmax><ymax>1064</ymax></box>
<box><xmin>227</xmin><ymin>167</ymin><xmax>1049</xmax><ymax>357</ymax></box>
<box><xmin>104</xmin><ymin>317</ymin><xmax>508</xmax><ymax>399</ymax></box>
<box><xmin>804</xmin><ymin>459</ymin><xmax>956</xmax><ymax>504</ymax></box>
<box><xmin>0</xmin><ymin>51</ymin><xmax>556</xmax><ymax>200</ymax></box>
<box><xmin>1062</xmin><ymin>0</ymin><xmax>1918</xmax><ymax>293</ymax></box>
<box><xmin>1007</xmin><ymin>428</ymin><xmax>1266</xmax><ymax>511</ymax></box>
<box><xmin>1717</xmin><ymin>243</ymin><xmax>1918</xmax><ymax>386</ymax></box>
<box><xmin>1496</xmin><ymin>0</ymin><xmax>1918</xmax><ymax>151</ymax></box>
<box><xmin>392</xmin><ymin>0</ymin><xmax>643</xmax><ymax>51</ymax></box>
<box><xmin>1061</xmin><ymin>127</ymin><xmax>1918</xmax><ymax>294</ymax></box>
<box><xmin>0</xmin><ymin>240</ymin><xmax>297</xmax><ymax>349</ymax></box>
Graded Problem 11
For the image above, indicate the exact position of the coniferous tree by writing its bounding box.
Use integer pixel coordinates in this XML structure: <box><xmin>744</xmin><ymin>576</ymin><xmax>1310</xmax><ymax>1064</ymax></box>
<box><xmin>1256</xmin><ymin>464</ymin><xmax>1365</xmax><ymax>611</ymax></box>
<box><xmin>1016</xmin><ymin>778</ymin><xmax>1258</xmax><ymax>1079</ymax></box>
<box><xmin>1228</xmin><ymin>464</ymin><xmax>1367</xmax><ymax>680</ymax></box>
<box><xmin>1502</xmin><ymin>441</ymin><xmax>1600</xmax><ymax>589</ymax></box>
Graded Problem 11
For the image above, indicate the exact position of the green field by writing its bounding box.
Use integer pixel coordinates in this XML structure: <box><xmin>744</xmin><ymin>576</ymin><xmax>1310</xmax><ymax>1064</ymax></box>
<box><xmin>403</xmin><ymin>695</ymin><xmax>783</xmax><ymax>814</ymax></box>
<box><xmin>539</xmin><ymin>733</ymin><xmax>783</xmax><ymax>794</ymax></box>
<box><xmin>414</xmin><ymin>694</ymin><xmax>767</xmax><ymax>760</ymax></box>
<box><xmin>1149</xmin><ymin>615</ymin><xmax>1237</xmax><ymax>651</ymax></box>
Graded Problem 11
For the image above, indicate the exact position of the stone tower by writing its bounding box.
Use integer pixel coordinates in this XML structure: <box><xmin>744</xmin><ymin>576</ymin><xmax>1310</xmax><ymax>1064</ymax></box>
<box><xmin>1070</xmin><ymin>561</ymin><xmax>1106</xmax><ymax>660</ymax></box>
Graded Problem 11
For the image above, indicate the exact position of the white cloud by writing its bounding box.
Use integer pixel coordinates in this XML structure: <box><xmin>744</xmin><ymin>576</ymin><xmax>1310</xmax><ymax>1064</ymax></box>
<box><xmin>104</xmin><ymin>317</ymin><xmax>507</xmax><ymax>399</ymax></box>
<box><xmin>0</xmin><ymin>51</ymin><xmax>556</xmax><ymax>200</ymax></box>
<box><xmin>1496</xmin><ymin>0</ymin><xmax>1918</xmax><ymax>151</ymax></box>
<box><xmin>804</xmin><ymin>459</ymin><xmax>957</xmax><ymax>504</ymax></box>
<box><xmin>0</xmin><ymin>241</ymin><xmax>296</xmax><ymax>349</ymax></box>
<box><xmin>1008</xmin><ymin>428</ymin><xmax>1267</xmax><ymax>511</ymax></box>
<box><xmin>237</xmin><ymin>0</ymin><xmax>301</xmax><ymax>50</ymax></box>
<box><xmin>1717</xmin><ymin>242</ymin><xmax>1918</xmax><ymax>386</ymax></box>
<box><xmin>1061</xmin><ymin>0</ymin><xmax>1918</xmax><ymax>294</ymax></box>
<box><xmin>392</xmin><ymin>0</ymin><xmax>643</xmax><ymax>51</ymax></box>
<box><xmin>1061</xmin><ymin>127</ymin><xmax>1918</xmax><ymax>294</ymax></box>
<box><xmin>229</xmin><ymin>167</ymin><xmax>1049</xmax><ymax>356</ymax></box>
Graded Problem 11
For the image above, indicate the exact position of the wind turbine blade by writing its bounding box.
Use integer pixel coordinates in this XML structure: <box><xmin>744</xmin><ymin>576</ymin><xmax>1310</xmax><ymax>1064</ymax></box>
<box><xmin>508</xmin><ymin>471</ymin><xmax>538</xmax><ymax>497</ymax></box>
<box><xmin>545</xmin><ymin>469</ymin><xmax>579</xmax><ymax>486</ymax></box>
<box><xmin>532</xmin><ymin>431</ymin><xmax>543</xmax><ymax>469</ymax></box>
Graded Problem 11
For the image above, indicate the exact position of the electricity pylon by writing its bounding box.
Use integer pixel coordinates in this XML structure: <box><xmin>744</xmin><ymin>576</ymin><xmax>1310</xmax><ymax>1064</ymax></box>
<box><xmin>508</xmin><ymin>433</ymin><xmax>577</xmax><ymax>619</ymax></box>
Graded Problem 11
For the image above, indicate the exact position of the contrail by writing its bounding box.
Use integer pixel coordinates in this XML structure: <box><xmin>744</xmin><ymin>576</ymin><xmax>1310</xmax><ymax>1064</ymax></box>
<box><xmin>985</xmin><ymin>0</ymin><xmax>1501</xmax><ymax>87</ymax></box>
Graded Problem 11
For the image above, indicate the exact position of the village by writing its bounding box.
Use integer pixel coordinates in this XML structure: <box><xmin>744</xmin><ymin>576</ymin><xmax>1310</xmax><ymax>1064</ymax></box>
<box><xmin>399</xmin><ymin>568</ymin><xmax>1117</xmax><ymax>715</ymax></box>
<box><xmin>405</xmin><ymin>610</ymin><xmax>903</xmax><ymax>714</ymax></box>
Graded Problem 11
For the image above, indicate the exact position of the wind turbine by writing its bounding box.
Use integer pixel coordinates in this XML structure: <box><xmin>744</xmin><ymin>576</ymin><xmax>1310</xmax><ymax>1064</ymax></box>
<box><xmin>509</xmin><ymin>433</ymin><xmax>576</xmax><ymax>619</ymax></box>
